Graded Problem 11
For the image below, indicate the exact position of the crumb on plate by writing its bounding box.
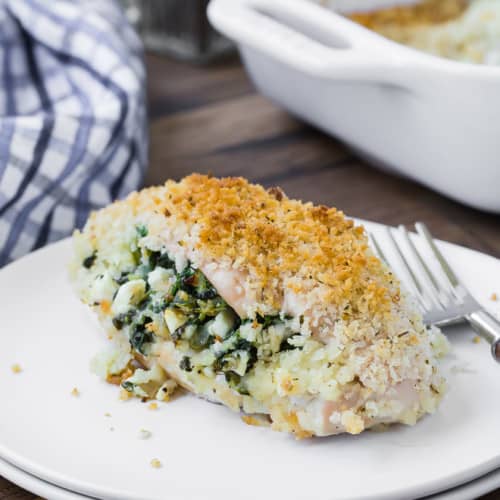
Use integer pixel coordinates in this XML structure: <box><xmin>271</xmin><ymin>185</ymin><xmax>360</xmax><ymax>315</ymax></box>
<box><xmin>71</xmin><ymin>387</ymin><xmax>80</xmax><ymax>397</ymax></box>
<box><xmin>150</xmin><ymin>458</ymin><xmax>162</xmax><ymax>469</ymax></box>
<box><xmin>11</xmin><ymin>364</ymin><xmax>22</xmax><ymax>374</ymax></box>
<box><xmin>139</xmin><ymin>429</ymin><xmax>152</xmax><ymax>440</ymax></box>
<box><xmin>473</xmin><ymin>336</ymin><xmax>481</xmax><ymax>344</ymax></box>
<box><xmin>148</xmin><ymin>402</ymin><xmax>158</xmax><ymax>411</ymax></box>
<box><xmin>119</xmin><ymin>388</ymin><xmax>132</xmax><ymax>401</ymax></box>
<box><xmin>491</xmin><ymin>293</ymin><xmax>498</xmax><ymax>301</ymax></box>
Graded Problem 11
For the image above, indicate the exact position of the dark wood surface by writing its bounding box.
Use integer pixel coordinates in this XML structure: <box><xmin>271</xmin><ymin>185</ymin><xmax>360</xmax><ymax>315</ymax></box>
<box><xmin>3</xmin><ymin>52</ymin><xmax>499</xmax><ymax>500</ymax></box>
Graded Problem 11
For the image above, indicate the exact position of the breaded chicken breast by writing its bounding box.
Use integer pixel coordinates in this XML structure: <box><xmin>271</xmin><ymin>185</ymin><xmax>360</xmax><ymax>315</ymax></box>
<box><xmin>70</xmin><ymin>175</ymin><xmax>448</xmax><ymax>437</ymax></box>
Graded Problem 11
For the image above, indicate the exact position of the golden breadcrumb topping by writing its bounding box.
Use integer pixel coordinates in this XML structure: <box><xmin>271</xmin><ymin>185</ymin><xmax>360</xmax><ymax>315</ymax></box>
<box><xmin>349</xmin><ymin>0</ymin><xmax>467</xmax><ymax>29</ymax></box>
<box><xmin>117</xmin><ymin>174</ymin><xmax>397</xmax><ymax>317</ymax></box>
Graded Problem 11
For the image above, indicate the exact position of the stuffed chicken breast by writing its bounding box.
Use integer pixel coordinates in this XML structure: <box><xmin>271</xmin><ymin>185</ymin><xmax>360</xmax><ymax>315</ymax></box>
<box><xmin>70</xmin><ymin>174</ymin><xmax>448</xmax><ymax>438</ymax></box>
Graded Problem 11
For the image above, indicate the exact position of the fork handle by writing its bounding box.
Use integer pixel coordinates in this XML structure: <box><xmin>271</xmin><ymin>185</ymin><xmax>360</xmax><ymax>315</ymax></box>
<box><xmin>467</xmin><ymin>310</ymin><xmax>500</xmax><ymax>363</ymax></box>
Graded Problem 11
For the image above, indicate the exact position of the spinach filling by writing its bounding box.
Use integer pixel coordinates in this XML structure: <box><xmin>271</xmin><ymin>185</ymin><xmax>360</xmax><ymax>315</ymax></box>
<box><xmin>82</xmin><ymin>251</ymin><xmax>97</xmax><ymax>269</ymax></box>
<box><xmin>107</xmin><ymin>226</ymin><xmax>301</xmax><ymax>394</ymax></box>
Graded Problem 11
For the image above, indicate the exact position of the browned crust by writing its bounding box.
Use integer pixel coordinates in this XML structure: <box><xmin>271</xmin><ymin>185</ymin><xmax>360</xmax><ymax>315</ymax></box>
<box><xmin>349</xmin><ymin>0</ymin><xmax>468</xmax><ymax>30</ymax></box>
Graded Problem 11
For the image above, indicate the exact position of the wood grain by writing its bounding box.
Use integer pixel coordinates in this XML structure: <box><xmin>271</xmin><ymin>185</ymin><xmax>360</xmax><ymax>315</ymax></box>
<box><xmin>3</xmin><ymin>52</ymin><xmax>499</xmax><ymax>500</ymax></box>
<box><xmin>0</xmin><ymin>476</ymin><xmax>43</xmax><ymax>499</ymax></box>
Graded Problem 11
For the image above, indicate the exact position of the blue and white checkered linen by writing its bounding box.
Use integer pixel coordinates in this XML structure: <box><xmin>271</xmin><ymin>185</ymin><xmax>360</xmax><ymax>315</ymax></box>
<box><xmin>0</xmin><ymin>0</ymin><xmax>147</xmax><ymax>267</ymax></box>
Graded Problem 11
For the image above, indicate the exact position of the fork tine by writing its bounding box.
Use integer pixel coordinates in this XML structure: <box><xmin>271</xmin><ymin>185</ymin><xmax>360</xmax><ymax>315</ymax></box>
<box><xmin>415</xmin><ymin>222</ymin><xmax>467</xmax><ymax>303</ymax></box>
<box><xmin>415</xmin><ymin>222</ymin><xmax>460</xmax><ymax>288</ymax></box>
<box><xmin>398</xmin><ymin>225</ymin><xmax>454</xmax><ymax>307</ymax></box>
<box><xmin>368</xmin><ymin>232</ymin><xmax>388</xmax><ymax>264</ymax></box>
<box><xmin>371</xmin><ymin>231</ymin><xmax>425</xmax><ymax>310</ymax></box>
<box><xmin>385</xmin><ymin>228</ymin><xmax>431</xmax><ymax>311</ymax></box>
<box><xmin>411</xmin><ymin>225</ymin><xmax>500</xmax><ymax>362</ymax></box>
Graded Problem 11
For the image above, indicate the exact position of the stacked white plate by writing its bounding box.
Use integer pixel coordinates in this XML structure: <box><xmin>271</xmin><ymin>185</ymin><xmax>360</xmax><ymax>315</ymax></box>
<box><xmin>1</xmin><ymin>220</ymin><xmax>499</xmax><ymax>500</ymax></box>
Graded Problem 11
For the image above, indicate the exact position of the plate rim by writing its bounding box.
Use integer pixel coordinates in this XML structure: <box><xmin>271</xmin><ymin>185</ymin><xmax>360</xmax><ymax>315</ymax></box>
<box><xmin>0</xmin><ymin>455</ymin><xmax>92</xmax><ymax>500</ymax></box>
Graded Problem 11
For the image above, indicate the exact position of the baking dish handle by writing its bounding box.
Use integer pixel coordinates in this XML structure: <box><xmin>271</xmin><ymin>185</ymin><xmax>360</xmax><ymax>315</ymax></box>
<box><xmin>208</xmin><ymin>0</ymin><xmax>412</xmax><ymax>85</ymax></box>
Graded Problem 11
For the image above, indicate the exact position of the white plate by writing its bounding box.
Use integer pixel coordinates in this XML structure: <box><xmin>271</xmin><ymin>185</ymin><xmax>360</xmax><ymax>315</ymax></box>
<box><xmin>0</xmin><ymin>456</ymin><xmax>91</xmax><ymax>500</ymax></box>
<box><xmin>0</xmin><ymin>220</ymin><xmax>499</xmax><ymax>500</ymax></box>
<box><xmin>1</xmin><ymin>460</ymin><xmax>499</xmax><ymax>500</ymax></box>
<box><xmin>429</xmin><ymin>468</ymin><xmax>500</xmax><ymax>500</ymax></box>
<box><xmin>1</xmin><ymin>454</ymin><xmax>499</xmax><ymax>500</ymax></box>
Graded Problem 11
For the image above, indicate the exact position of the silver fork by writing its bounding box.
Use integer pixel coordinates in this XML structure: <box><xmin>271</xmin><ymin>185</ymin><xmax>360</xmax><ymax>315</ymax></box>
<box><xmin>370</xmin><ymin>222</ymin><xmax>500</xmax><ymax>362</ymax></box>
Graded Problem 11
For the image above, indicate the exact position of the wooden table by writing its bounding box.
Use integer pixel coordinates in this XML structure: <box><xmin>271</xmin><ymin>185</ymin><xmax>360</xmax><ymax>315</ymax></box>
<box><xmin>2</xmin><ymin>52</ymin><xmax>499</xmax><ymax>500</ymax></box>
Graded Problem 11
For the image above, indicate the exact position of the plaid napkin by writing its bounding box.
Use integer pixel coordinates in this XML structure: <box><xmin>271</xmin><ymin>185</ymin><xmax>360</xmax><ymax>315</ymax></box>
<box><xmin>0</xmin><ymin>0</ymin><xmax>147</xmax><ymax>267</ymax></box>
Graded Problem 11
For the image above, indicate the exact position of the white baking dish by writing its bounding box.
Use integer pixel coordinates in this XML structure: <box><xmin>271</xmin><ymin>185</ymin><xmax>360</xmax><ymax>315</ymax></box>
<box><xmin>208</xmin><ymin>0</ymin><xmax>500</xmax><ymax>213</ymax></box>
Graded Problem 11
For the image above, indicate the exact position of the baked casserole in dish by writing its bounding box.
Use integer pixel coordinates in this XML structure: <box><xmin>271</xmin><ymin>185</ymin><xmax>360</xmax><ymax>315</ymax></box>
<box><xmin>208</xmin><ymin>0</ymin><xmax>500</xmax><ymax>213</ymax></box>
<box><xmin>346</xmin><ymin>0</ymin><xmax>500</xmax><ymax>65</ymax></box>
